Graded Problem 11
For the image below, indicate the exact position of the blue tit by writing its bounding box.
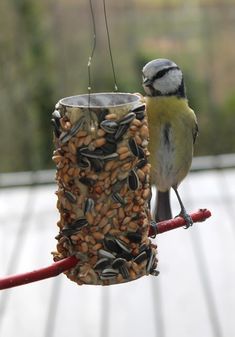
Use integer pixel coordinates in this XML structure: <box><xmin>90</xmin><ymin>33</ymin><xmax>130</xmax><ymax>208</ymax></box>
<box><xmin>142</xmin><ymin>58</ymin><xmax>198</xmax><ymax>227</ymax></box>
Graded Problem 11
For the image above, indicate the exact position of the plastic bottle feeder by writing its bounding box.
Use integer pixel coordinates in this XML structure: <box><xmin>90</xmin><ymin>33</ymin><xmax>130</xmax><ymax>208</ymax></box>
<box><xmin>0</xmin><ymin>93</ymin><xmax>211</xmax><ymax>291</ymax></box>
<box><xmin>51</xmin><ymin>92</ymin><xmax>158</xmax><ymax>285</ymax></box>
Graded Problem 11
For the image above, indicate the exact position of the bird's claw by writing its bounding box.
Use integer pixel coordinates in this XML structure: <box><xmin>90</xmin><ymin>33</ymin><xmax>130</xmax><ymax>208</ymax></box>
<box><xmin>150</xmin><ymin>220</ymin><xmax>158</xmax><ymax>238</ymax></box>
<box><xmin>182</xmin><ymin>213</ymin><xmax>193</xmax><ymax>229</ymax></box>
<box><xmin>175</xmin><ymin>210</ymin><xmax>193</xmax><ymax>229</ymax></box>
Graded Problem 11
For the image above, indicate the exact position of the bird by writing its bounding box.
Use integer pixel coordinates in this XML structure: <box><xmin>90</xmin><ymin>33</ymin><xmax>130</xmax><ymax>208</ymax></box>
<box><xmin>142</xmin><ymin>58</ymin><xmax>198</xmax><ymax>227</ymax></box>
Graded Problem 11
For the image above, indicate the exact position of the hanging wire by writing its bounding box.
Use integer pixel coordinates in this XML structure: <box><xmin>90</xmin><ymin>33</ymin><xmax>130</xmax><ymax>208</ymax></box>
<box><xmin>87</xmin><ymin>0</ymin><xmax>118</xmax><ymax>106</ymax></box>
<box><xmin>103</xmin><ymin>0</ymin><xmax>118</xmax><ymax>92</ymax></box>
<box><xmin>87</xmin><ymin>0</ymin><xmax>97</xmax><ymax>112</ymax></box>
<box><xmin>85</xmin><ymin>0</ymin><xmax>118</xmax><ymax>132</ymax></box>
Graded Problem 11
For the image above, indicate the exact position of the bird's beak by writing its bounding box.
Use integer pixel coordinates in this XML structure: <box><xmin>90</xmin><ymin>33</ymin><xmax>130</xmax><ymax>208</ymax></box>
<box><xmin>143</xmin><ymin>77</ymin><xmax>153</xmax><ymax>87</ymax></box>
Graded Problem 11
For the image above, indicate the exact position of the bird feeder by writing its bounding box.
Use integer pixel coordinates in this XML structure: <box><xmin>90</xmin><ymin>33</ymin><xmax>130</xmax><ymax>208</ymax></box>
<box><xmin>0</xmin><ymin>92</ymin><xmax>211</xmax><ymax>291</ymax></box>
<box><xmin>51</xmin><ymin>92</ymin><xmax>158</xmax><ymax>285</ymax></box>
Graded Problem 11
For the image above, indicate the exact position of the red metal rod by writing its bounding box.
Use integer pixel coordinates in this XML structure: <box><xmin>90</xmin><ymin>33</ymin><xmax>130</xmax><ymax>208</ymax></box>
<box><xmin>148</xmin><ymin>208</ymin><xmax>212</xmax><ymax>236</ymax></box>
<box><xmin>0</xmin><ymin>256</ymin><xmax>78</xmax><ymax>290</ymax></box>
<box><xmin>0</xmin><ymin>209</ymin><xmax>211</xmax><ymax>290</ymax></box>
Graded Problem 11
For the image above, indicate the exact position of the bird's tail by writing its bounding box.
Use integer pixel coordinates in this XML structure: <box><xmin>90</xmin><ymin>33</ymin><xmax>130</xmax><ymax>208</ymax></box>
<box><xmin>154</xmin><ymin>190</ymin><xmax>172</xmax><ymax>222</ymax></box>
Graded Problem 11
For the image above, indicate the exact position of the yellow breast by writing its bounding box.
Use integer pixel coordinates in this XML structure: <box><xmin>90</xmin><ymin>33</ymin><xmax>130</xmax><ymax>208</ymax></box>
<box><xmin>145</xmin><ymin>96</ymin><xmax>197</xmax><ymax>190</ymax></box>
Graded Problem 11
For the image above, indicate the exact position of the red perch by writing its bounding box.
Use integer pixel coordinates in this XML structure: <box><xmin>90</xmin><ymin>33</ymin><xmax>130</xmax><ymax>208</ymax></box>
<box><xmin>0</xmin><ymin>209</ymin><xmax>211</xmax><ymax>290</ymax></box>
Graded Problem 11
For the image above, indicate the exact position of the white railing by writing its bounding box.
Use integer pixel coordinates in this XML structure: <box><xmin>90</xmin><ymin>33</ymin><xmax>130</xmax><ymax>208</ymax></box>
<box><xmin>0</xmin><ymin>153</ymin><xmax>235</xmax><ymax>188</ymax></box>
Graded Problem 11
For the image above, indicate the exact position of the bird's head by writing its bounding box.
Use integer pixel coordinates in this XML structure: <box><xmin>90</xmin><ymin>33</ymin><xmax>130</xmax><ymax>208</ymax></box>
<box><xmin>142</xmin><ymin>58</ymin><xmax>186</xmax><ymax>98</ymax></box>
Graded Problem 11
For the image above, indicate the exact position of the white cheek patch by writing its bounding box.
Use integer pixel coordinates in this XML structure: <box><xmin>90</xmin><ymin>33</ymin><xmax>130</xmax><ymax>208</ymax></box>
<box><xmin>153</xmin><ymin>69</ymin><xmax>183</xmax><ymax>95</ymax></box>
<box><xmin>144</xmin><ymin>66</ymin><xmax>158</xmax><ymax>80</ymax></box>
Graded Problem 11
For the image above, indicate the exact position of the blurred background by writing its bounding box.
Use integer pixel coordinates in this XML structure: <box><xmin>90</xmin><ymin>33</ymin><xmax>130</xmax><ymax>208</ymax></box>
<box><xmin>0</xmin><ymin>0</ymin><xmax>235</xmax><ymax>173</ymax></box>
<box><xmin>1</xmin><ymin>1</ymin><xmax>235</xmax><ymax>337</ymax></box>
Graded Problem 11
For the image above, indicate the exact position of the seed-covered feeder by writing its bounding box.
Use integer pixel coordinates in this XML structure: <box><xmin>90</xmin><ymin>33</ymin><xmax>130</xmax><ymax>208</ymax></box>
<box><xmin>52</xmin><ymin>92</ymin><xmax>158</xmax><ymax>285</ymax></box>
<box><xmin>0</xmin><ymin>94</ymin><xmax>211</xmax><ymax>291</ymax></box>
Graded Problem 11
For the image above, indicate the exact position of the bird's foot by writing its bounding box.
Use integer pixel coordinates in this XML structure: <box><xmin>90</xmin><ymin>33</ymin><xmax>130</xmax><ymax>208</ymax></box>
<box><xmin>176</xmin><ymin>210</ymin><xmax>193</xmax><ymax>229</ymax></box>
<box><xmin>149</xmin><ymin>220</ymin><xmax>158</xmax><ymax>238</ymax></box>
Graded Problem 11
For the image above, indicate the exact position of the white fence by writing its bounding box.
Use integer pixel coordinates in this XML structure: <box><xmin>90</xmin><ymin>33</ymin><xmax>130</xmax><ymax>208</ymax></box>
<box><xmin>0</xmin><ymin>154</ymin><xmax>235</xmax><ymax>188</ymax></box>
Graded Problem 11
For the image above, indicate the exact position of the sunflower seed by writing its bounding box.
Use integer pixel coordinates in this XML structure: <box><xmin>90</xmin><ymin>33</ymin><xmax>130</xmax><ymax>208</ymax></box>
<box><xmin>126</xmin><ymin>232</ymin><xmax>142</xmax><ymax>243</ymax></box>
<box><xmin>146</xmin><ymin>250</ymin><xmax>156</xmax><ymax>273</ymax></box>
<box><xmin>135</xmin><ymin>158</ymin><xmax>148</xmax><ymax>169</ymax></box>
<box><xmin>131</xmin><ymin>104</ymin><xmax>145</xmax><ymax>113</ymax></box>
<box><xmin>60</xmin><ymin>117</ymin><xmax>85</xmax><ymax>144</ymax></box>
<box><xmin>111</xmin><ymin>193</ymin><xmax>125</xmax><ymax>205</ymax></box>
<box><xmin>59</xmin><ymin>131</ymin><xmax>71</xmax><ymax>144</ymax></box>
<box><xmin>77</xmin><ymin>146</ymin><xmax>88</xmax><ymax>155</ymax></box>
<box><xmin>77</xmin><ymin>156</ymin><xmax>90</xmax><ymax>169</ymax></box>
<box><xmin>98</xmin><ymin>109</ymin><xmax>109</xmax><ymax>124</ymax></box>
<box><xmin>119</xmin><ymin>251</ymin><xmax>134</xmax><ymax>261</ymax></box>
<box><xmin>84</xmin><ymin>198</ymin><xmax>95</xmax><ymax>213</ymax></box>
<box><xmin>112</xmin><ymin>258</ymin><xmax>126</xmax><ymax>269</ymax></box>
<box><xmin>137</xmin><ymin>146</ymin><xmax>145</xmax><ymax>159</ymax></box>
<box><xmin>79</xmin><ymin>147</ymin><xmax>104</xmax><ymax>159</ymax></box>
<box><xmin>55</xmin><ymin>233</ymin><xmax>62</xmax><ymax>240</ymax></box>
<box><xmin>100</xmin><ymin>120</ymin><xmax>118</xmax><ymax>133</ymax></box>
<box><xmin>150</xmin><ymin>270</ymin><xmax>160</xmax><ymax>277</ymax></box>
<box><xmin>83</xmin><ymin>152</ymin><xmax>104</xmax><ymax>159</ymax></box>
<box><xmin>100</xmin><ymin>142</ymin><xmax>117</xmax><ymax>154</ymax></box>
<box><xmin>118</xmin><ymin>112</ymin><xmax>136</xmax><ymax>125</ymax></box>
<box><xmin>89</xmin><ymin>158</ymin><xmax>104</xmax><ymax>172</ymax></box>
<box><xmin>71</xmin><ymin>217</ymin><xmax>88</xmax><ymax>228</ymax></box>
<box><xmin>103</xmin><ymin>153</ymin><xmax>119</xmax><ymax>161</ymax></box>
<box><xmin>51</xmin><ymin>119</ymin><xmax>61</xmax><ymax>138</ymax></box>
<box><xmin>71</xmin><ymin>117</ymin><xmax>85</xmax><ymax>135</ymax></box>
<box><xmin>61</xmin><ymin>217</ymin><xmax>88</xmax><ymax>236</ymax></box>
<box><xmin>128</xmin><ymin>169</ymin><xmax>140</xmax><ymax>190</ymax></box>
<box><xmin>94</xmin><ymin>258</ymin><xmax>111</xmax><ymax>271</ymax></box>
<box><xmin>128</xmin><ymin>138</ymin><xmax>139</xmax><ymax>157</ymax></box>
<box><xmin>115</xmin><ymin>238</ymin><xmax>131</xmax><ymax>254</ymax></box>
<box><xmin>98</xmin><ymin>249</ymin><xmax>116</xmax><ymax>260</ymax></box>
<box><xmin>120</xmin><ymin>265</ymin><xmax>130</xmax><ymax>279</ymax></box>
<box><xmin>64</xmin><ymin>191</ymin><xmax>77</xmax><ymax>204</ymax></box>
<box><xmin>139</xmin><ymin>243</ymin><xmax>148</xmax><ymax>253</ymax></box>
<box><xmin>142</xmin><ymin>244</ymin><xmax>151</xmax><ymax>255</ymax></box>
<box><xmin>60</xmin><ymin>228</ymin><xmax>78</xmax><ymax>237</ymax></box>
<box><xmin>79</xmin><ymin>147</ymin><xmax>118</xmax><ymax>161</ymax></box>
<box><xmin>79</xmin><ymin>177</ymin><xmax>96</xmax><ymax>186</ymax></box>
<box><xmin>105</xmin><ymin>134</ymin><xmax>116</xmax><ymax>144</ymax></box>
<box><xmin>100</xmin><ymin>268</ymin><xmax>119</xmax><ymax>280</ymax></box>
<box><xmin>104</xmin><ymin>237</ymin><xmax>121</xmax><ymax>254</ymax></box>
<box><xmin>134</xmin><ymin>251</ymin><xmax>147</xmax><ymax>264</ymax></box>
<box><xmin>131</xmin><ymin>104</ymin><xmax>145</xmax><ymax>120</ymax></box>
<box><xmin>114</xmin><ymin>124</ymin><xmax>129</xmax><ymax>141</ymax></box>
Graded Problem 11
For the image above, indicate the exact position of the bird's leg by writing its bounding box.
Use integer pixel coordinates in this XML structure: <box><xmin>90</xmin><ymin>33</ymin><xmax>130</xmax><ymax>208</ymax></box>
<box><xmin>172</xmin><ymin>186</ymin><xmax>193</xmax><ymax>228</ymax></box>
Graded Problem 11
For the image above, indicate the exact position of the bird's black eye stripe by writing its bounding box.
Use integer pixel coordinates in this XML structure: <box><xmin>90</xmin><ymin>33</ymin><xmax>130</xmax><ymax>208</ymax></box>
<box><xmin>152</xmin><ymin>66</ymin><xmax>179</xmax><ymax>82</ymax></box>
